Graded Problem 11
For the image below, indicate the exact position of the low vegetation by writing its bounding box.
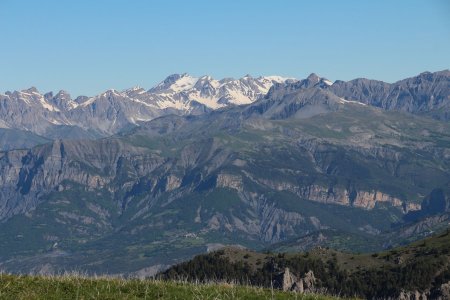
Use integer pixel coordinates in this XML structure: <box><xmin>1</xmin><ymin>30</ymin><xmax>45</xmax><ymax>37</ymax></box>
<box><xmin>1</xmin><ymin>231</ymin><xmax>448</xmax><ymax>299</ymax></box>
<box><xmin>161</xmin><ymin>229</ymin><xmax>450</xmax><ymax>299</ymax></box>
<box><xmin>0</xmin><ymin>273</ymin><xmax>339</xmax><ymax>300</ymax></box>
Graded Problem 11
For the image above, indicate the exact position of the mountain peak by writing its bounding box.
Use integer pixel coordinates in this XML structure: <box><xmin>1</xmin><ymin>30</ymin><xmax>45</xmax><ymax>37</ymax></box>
<box><xmin>126</xmin><ymin>86</ymin><xmax>143</xmax><ymax>91</ymax></box>
<box><xmin>56</xmin><ymin>90</ymin><xmax>71</xmax><ymax>97</ymax></box>
<box><xmin>44</xmin><ymin>92</ymin><xmax>54</xmax><ymax>100</ymax></box>
<box><xmin>163</xmin><ymin>73</ymin><xmax>191</xmax><ymax>83</ymax></box>
<box><xmin>123</xmin><ymin>86</ymin><xmax>146</xmax><ymax>94</ymax></box>
<box><xmin>22</xmin><ymin>87</ymin><xmax>40</xmax><ymax>94</ymax></box>
<box><xmin>262</xmin><ymin>75</ymin><xmax>294</xmax><ymax>83</ymax></box>
<box><xmin>199</xmin><ymin>75</ymin><xmax>213</xmax><ymax>80</ymax></box>
<box><xmin>151</xmin><ymin>73</ymin><xmax>197</xmax><ymax>93</ymax></box>
<box><xmin>306</xmin><ymin>73</ymin><xmax>320</xmax><ymax>83</ymax></box>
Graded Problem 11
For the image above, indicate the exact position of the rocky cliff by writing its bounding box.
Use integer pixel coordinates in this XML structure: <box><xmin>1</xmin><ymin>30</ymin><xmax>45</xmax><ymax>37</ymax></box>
<box><xmin>0</xmin><ymin>78</ymin><xmax>448</xmax><ymax>274</ymax></box>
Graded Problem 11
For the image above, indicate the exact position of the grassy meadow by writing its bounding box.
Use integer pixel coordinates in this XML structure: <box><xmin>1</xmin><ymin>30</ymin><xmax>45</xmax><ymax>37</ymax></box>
<box><xmin>0</xmin><ymin>273</ymin><xmax>341</xmax><ymax>300</ymax></box>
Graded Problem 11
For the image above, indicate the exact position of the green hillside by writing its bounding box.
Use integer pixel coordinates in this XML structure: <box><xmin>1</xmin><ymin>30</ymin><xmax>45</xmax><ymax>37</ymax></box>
<box><xmin>161</xmin><ymin>229</ymin><xmax>450</xmax><ymax>299</ymax></box>
<box><xmin>0</xmin><ymin>274</ymin><xmax>339</xmax><ymax>300</ymax></box>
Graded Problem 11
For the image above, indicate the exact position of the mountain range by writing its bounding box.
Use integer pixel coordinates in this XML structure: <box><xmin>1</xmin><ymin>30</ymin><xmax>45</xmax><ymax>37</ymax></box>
<box><xmin>1</xmin><ymin>70</ymin><xmax>448</xmax><ymax>150</ymax></box>
<box><xmin>0</xmin><ymin>74</ymin><xmax>291</xmax><ymax>147</ymax></box>
<box><xmin>0</xmin><ymin>70</ymin><xmax>449</xmax><ymax>276</ymax></box>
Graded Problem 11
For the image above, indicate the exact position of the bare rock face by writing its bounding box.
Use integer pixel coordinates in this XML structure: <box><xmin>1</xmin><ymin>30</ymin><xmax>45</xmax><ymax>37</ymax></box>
<box><xmin>281</xmin><ymin>268</ymin><xmax>297</xmax><ymax>292</ymax></box>
<box><xmin>276</xmin><ymin>268</ymin><xmax>316</xmax><ymax>293</ymax></box>
<box><xmin>255</xmin><ymin>177</ymin><xmax>405</xmax><ymax>211</ymax></box>
<box><xmin>300</xmin><ymin>185</ymin><xmax>351</xmax><ymax>206</ymax></box>
<box><xmin>398</xmin><ymin>290</ymin><xmax>429</xmax><ymax>300</ymax></box>
<box><xmin>0</xmin><ymin>138</ymin><xmax>163</xmax><ymax>221</ymax></box>
<box><xmin>329</xmin><ymin>70</ymin><xmax>450</xmax><ymax>120</ymax></box>
<box><xmin>165</xmin><ymin>175</ymin><xmax>182</xmax><ymax>191</ymax></box>
<box><xmin>302</xmin><ymin>270</ymin><xmax>316</xmax><ymax>291</ymax></box>
<box><xmin>436</xmin><ymin>281</ymin><xmax>450</xmax><ymax>300</ymax></box>
<box><xmin>259</xmin><ymin>203</ymin><xmax>305</xmax><ymax>242</ymax></box>
<box><xmin>304</xmin><ymin>186</ymin><xmax>404</xmax><ymax>210</ymax></box>
<box><xmin>216</xmin><ymin>173</ymin><xmax>243</xmax><ymax>192</ymax></box>
<box><xmin>352</xmin><ymin>190</ymin><xmax>403</xmax><ymax>210</ymax></box>
<box><xmin>405</xmin><ymin>202</ymin><xmax>422</xmax><ymax>213</ymax></box>
<box><xmin>274</xmin><ymin>267</ymin><xmax>299</xmax><ymax>291</ymax></box>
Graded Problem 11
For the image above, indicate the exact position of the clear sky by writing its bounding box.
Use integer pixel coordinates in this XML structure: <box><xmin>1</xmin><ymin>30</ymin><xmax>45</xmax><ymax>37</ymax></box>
<box><xmin>1</xmin><ymin>0</ymin><xmax>449</xmax><ymax>97</ymax></box>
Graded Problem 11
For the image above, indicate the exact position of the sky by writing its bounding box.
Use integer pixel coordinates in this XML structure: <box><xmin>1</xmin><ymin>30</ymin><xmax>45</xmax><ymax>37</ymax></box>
<box><xmin>1</xmin><ymin>0</ymin><xmax>449</xmax><ymax>97</ymax></box>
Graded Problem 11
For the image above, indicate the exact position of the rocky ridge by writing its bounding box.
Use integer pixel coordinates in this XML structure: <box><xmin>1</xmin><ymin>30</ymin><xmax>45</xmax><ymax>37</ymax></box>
<box><xmin>0</xmin><ymin>70</ymin><xmax>448</xmax><ymax>275</ymax></box>
<box><xmin>0</xmin><ymin>74</ymin><xmax>291</xmax><ymax>141</ymax></box>
<box><xmin>1</xmin><ymin>70</ymin><xmax>448</xmax><ymax>151</ymax></box>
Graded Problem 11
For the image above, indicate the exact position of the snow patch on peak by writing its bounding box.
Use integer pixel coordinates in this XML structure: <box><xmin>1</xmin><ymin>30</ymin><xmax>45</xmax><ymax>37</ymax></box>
<box><xmin>262</xmin><ymin>75</ymin><xmax>293</xmax><ymax>83</ymax></box>
<box><xmin>125</xmin><ymin>86</ymin><xmax>143</xmax><ymax>92</ymax></box>
<box><xmin>103</xmin><ymin>89</ymin><xmax>123</xmax><ymax>97</ymax></box>
<box><xmin>124</xmin><ymin>86</ymin><xmax>147</xmax><ymax>95</ymax></box>
<box><xmin>199</xmin><ymin>75</ymin><xmax>213</xmax><ymax>81</ymax></box>
<box><xmin>169</xmin><ymin>75</ymin><xmax>198</xmax><ymax>92</ymax></box>
<box><xmin>323</xmin><ymin>79</ymin><xmax>333</xmax><ymax>86</ymax></box>
<box><xmin>152</xmin><ymin>73</ymin><xmax>198</xmax><ymax>93</ymax></box>
<box><xmin>17</xmin><ymin>88</ymin><xmax>60</xmax><ymax>112</ymax></box>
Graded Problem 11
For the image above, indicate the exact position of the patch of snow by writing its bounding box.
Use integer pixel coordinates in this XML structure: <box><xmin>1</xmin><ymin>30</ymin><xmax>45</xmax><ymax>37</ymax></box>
<box><xmin>224</xmin><ymin>90</ymin><xmax>253</xmax><ymax>105</ymax></box>
<box><xmin>124</xmin><ymin>86</ymin><xmax>147</xmax><ymax>95</ymax></box>
<box><xmin>18</xmin><ymin>91</ymin><xmax>60</xmax><ymax>111</ymax></box>
<box><xmin>127</xmin><ymin>96</ymin><xmax>158</xmax><ymax>108</ymax></box>
<box><xmin>154</xmin><ymin>96</ymin><xmax>190</xmax><ymax>110</ymax></box>
<box><xmin>39</xmin><ymin>97</ymin><xmax>60</xmax><ymax>112</ymax></box>
<box><xmin>67</xmin><ymin>101</ymin><xmax>79</xmax><ymax>109</ymax></box>
<box><xmin>49</xmin><ymin>119</ymin><xmax>62</xmax><ymax>125</ymax></box>
<box><xmin>80</xmin><ymin>97</ymin><xmax>97</xmax><ymax>107</ymax></box>
<box><xmin>338</xmin><ymin>97</ymin><xmax>367</xmax><ymax>105</ymax></box>
<box><xmin>186</xmin><ymin>91</ymin><xmax>223</xmax><ymax>109</ymax></box>
<box><xmin>18</xmin><ymin>96</ymin><xmax>31</xmax><ymax>105</ymax></box>
<box><xmin>262</xmin><ymin>75</ymin><xmax>294</xmax><ymax>82</ymax></box>
<box><xmin>127</xmin><ymin>86</ymin><xmax>142</xmax><ymax>91</ymax></box>
<box><xmin>168</xmin><ymin>75</ymin><xmax>198</xmax><ymax>92</ymax></box>
<box><xmin>134</xmin><ymin>117</ymin><xmax>152</xmax><ymax>122</ymax></box>
<box><xmin>323</xmin><ymin>79</ymin><xmax>333</xmax><ymax>86</ymax></box>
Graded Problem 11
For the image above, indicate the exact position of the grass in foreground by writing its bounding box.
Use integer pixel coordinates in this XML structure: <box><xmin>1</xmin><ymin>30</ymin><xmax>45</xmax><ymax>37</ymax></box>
<box><xmin>0</xmin><ymin>274</ymin><xmax>340</xmax><ymax>300</ymax></box>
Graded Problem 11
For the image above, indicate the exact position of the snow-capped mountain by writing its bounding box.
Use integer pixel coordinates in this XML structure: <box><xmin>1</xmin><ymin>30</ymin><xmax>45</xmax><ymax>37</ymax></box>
<box><xmin>0</xmin><ymin>74</ymin><xmax>294</xmax><ymax>139</ymax></box>
<box><xmin>146</xmin><ymin>73</ymin><xmax>293</xmax><ymax>109</ymax></box>
<box><xmin>0</xmin><ymin>87</ymin><xmax>71</xmax><ymax>132</ymax></box>
<box><xmin>1</xmin><ymin>70</ymin><xmax>448</xmax><ymax>151</ymax></box>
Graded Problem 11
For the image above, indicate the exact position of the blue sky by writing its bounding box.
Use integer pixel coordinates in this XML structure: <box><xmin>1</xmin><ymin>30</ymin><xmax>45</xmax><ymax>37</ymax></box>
<box><xmin>1</xmin><ymin>0</ymin><xmax>449</xmax><ymax>97</ymax></box>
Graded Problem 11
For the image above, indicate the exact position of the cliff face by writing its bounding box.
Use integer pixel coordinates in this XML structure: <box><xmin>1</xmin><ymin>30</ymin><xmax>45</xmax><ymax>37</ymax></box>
<box><xmin>216</xmin><ymin>173</ymin><xmax>243</xmax><ymax>192</ymax></box>
<box><xmin>248</xmin><ymin>177</ymin><xmax>408</xmax><ymax>212</ymax></box>
<box><xmin>0</xmin><ymin>80</ymin><xmax>448</xmax><ymax>274</ymax></box>
<box><xmin>352</xmin><ymin>190</ymin><xmax>403</xmax><ymax>210</ymax></box>
<box><xmin>0</xmin><ymin>136</ymin><xmax>420</xmax><ymax>253</ymax></box>
<box><xmin>0</xmin><ymin>139</ymin><xmax>166</xmax><ymax>220</ymax></box>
